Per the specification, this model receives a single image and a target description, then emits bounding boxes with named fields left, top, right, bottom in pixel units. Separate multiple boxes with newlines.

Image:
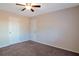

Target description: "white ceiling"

left=0, top=3, right=79, bottom=17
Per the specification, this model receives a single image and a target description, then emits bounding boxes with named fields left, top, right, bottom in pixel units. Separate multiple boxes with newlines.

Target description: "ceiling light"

left=26, top=6, right=31, bottom=10
left=16, top=3, right=41, bottom=12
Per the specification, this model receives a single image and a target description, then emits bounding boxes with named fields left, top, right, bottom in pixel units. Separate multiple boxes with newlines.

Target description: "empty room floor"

left=0, top=40, right=79, bottom=56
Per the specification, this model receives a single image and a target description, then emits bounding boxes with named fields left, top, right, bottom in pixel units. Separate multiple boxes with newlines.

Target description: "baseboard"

left=30, top=40, right=79, bottom=54
left=0, top=40, right=29, bottom=48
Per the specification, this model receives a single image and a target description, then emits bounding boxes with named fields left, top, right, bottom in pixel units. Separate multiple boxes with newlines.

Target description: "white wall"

left=30, top=18, right=37, bottom=40
left=31, top=6, right=79, bottom=53
left=0, top=10, right=30, bottom=47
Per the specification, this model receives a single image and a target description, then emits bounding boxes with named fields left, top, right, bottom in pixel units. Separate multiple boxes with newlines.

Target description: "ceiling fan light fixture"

left=16, top=3, right=41, bottom=12
left=26, top=6, right=32, bottom=10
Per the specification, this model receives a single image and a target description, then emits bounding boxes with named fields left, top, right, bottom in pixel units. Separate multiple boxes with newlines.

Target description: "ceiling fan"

left=16, top=3, right=41, bottom=12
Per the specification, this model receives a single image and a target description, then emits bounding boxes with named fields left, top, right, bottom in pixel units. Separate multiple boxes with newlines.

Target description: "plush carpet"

left=0, top=40, right=79, bottom=56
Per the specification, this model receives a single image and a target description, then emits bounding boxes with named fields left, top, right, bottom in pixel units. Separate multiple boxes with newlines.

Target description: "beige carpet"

left=0, top=40, right=79, bottom=56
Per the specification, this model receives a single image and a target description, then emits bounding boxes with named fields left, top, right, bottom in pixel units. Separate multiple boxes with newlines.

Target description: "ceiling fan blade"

left=16, top=3, right=25, bottom=6
left=21, top=8, right=26, bottom=11
left=32, top=5, right=41, bottom=7
left=31, top=9, right=34, bottom=12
